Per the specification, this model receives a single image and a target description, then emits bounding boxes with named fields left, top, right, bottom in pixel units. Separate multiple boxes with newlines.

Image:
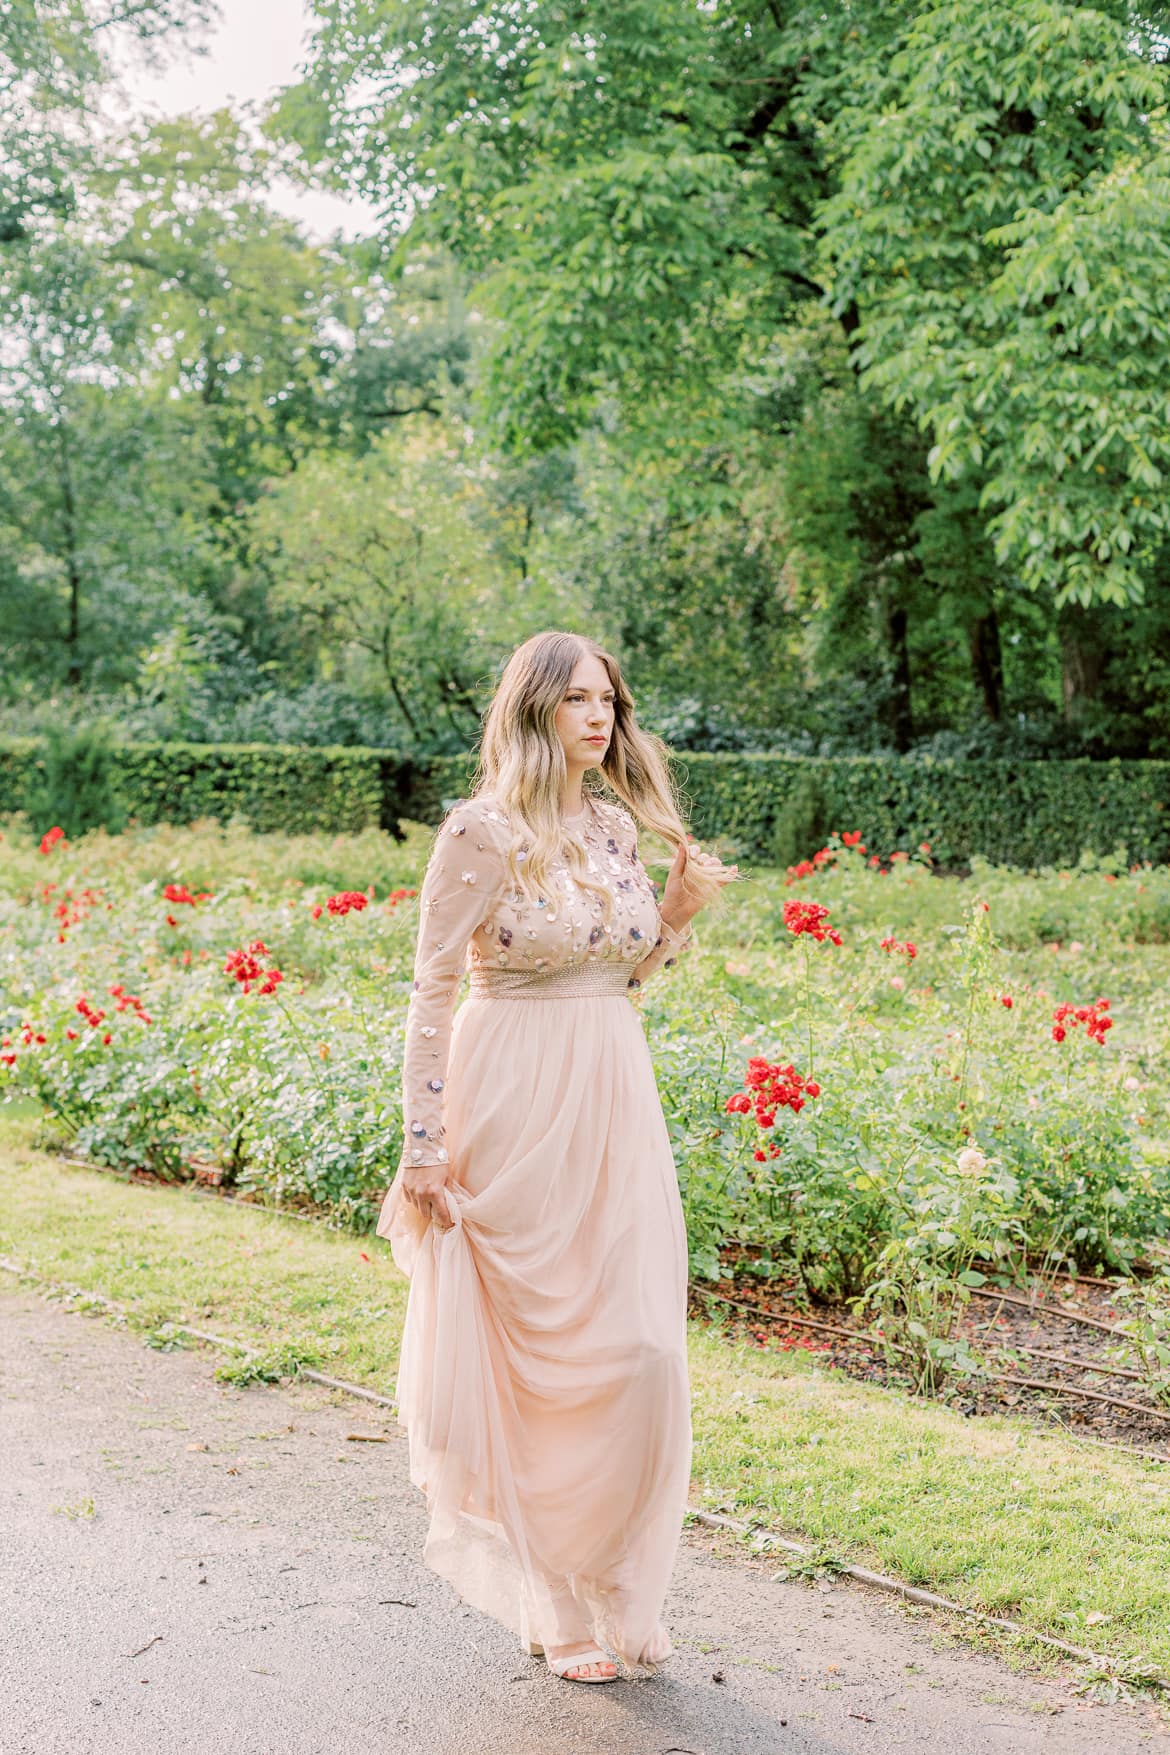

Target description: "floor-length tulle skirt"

left=376, top=985, right=692, bottom=1670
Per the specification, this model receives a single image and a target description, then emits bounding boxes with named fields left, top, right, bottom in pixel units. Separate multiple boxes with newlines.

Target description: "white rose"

left=956, top=1147, right=987, bottom=1177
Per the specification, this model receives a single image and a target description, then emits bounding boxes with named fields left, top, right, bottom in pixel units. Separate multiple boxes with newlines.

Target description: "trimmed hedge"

left=2, top=739, right=1168, bottom=868
left=421, top=750, right=1170, bottom=869
left=0, top=738, right=40, bottom=821
left=667, top=752, right=1170, bottom=870
left=0, top=739, right=408, bottom=837
left=411, top=752, right=485, bottom=822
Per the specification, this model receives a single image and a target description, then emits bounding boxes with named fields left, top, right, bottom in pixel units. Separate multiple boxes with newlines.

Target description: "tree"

left=1, top=0, right=216, bottom=246
left=99, top=111, right=350, bottom=506
left=0, top=227, right=221, bottom=687
left=817, top=0, right=1170, bottom=610
left=282, top=0, right=1170, bottom=616
left=0, top=121, right=317, bottom=687
left=246, top=423, right=573, bottom=749
left=0, top=111, right=382, bottom=692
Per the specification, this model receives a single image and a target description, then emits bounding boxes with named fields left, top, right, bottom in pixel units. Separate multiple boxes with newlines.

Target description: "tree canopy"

left=3, top=0, right=1170, bottom=758
left=284, top=0, right=1170, bottom=609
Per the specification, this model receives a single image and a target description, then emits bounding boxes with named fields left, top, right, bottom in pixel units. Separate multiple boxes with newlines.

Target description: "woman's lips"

left=585, top=736, right=607, bottom=744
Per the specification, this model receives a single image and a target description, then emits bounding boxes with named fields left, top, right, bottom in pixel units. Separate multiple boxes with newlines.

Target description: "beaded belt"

left=467, top=960, right=635, bottom=1000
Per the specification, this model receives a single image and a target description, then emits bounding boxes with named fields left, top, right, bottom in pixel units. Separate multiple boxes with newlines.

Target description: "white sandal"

left=528, top=1640, right=618, bottom=1683
left=548, top=1646, right=619, bottom=1683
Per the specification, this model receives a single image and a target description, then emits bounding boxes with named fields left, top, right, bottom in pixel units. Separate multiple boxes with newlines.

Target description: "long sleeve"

left=610, top=804, right=696, bottom=992
left=629, top=913, right=695, bottom=990
left=399, top=798, right=508, bottom=1169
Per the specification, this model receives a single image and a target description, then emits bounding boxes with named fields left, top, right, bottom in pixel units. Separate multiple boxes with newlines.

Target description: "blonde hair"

left=466, top=629, right=732, bottom=918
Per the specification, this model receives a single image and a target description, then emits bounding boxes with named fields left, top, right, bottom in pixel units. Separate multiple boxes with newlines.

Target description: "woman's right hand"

left=400, top=1159, right=456, bottom=1232
left=660, top=835, right=738, bottom=928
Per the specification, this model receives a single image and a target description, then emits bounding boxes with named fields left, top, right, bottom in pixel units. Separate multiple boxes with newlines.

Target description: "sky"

left=100, top=0, right=384, bottom=243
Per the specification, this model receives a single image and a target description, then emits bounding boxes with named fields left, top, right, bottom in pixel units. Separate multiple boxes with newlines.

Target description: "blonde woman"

left=376, top=629, right=738, bottom=1684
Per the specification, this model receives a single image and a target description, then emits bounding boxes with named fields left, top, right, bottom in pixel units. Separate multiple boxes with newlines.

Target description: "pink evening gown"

left=375, top=788, right=695, bottom=1669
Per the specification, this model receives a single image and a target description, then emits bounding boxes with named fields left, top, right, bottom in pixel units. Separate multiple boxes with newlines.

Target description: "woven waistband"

left=468, top=959, right=635, bottom=999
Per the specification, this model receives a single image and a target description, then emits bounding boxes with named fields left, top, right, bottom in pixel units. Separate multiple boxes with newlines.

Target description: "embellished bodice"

left=398, top=790, right=694, bottom=1169
left=451, top=794, right=662, bottom=975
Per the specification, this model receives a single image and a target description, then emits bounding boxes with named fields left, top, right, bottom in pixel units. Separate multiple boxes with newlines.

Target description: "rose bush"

left=2, top=814, right=1168, bottom=1286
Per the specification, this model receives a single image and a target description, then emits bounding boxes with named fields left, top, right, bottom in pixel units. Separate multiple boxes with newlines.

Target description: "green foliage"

left=1106, top=1270, right=1170, bottom=1407
left=0, top=109, right=381, bottom=695
left=673, top=751, right=1170, bottom=870
left=69, top=1034, right=201, bottom=1180
left=817, top=0, right=1170, bottom=607
left=1, top=739, right=401, bottom=836
left=0, top=738, right=40, bottom=818
left=6, top=1, right=1170, bottom=805
left=290, top=0, right=1170, bottom=613
left=650, top=1006, right=751, bottom=1280
left=21, top=723, right=127, bottom=839
left=765, top=768, right=828, bottom=873
left=2, top=818, right=1168, bottom=1346
left=8, top=3, right=1170, bottom=767
left=6, top=738, right=1170, bottom=864
left=212, top=1342, right=326, bottom=1387
left=404, top=752, right=484, bottom=824
left=246, top=424, right=564, bottom=753
left=705, top=894, right=1170, bottom=1319
left=0, top=0, right=216, bottom=246
left=0, top=228, right=218, bottom=689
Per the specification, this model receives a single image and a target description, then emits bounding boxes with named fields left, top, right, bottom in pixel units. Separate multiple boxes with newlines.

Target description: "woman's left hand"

left=660, top=836, right=738, bottom=929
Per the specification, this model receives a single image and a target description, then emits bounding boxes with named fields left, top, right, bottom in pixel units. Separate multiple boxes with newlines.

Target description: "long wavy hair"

left=466, top=629, right=733, bottom=919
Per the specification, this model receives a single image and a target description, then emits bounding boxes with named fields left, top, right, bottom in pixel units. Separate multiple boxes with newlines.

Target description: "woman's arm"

left=398, top=798, right=507, bottom=1169
left=627, top=912, right=695, bottom=992
left=609, top=804, right=697, bottom=991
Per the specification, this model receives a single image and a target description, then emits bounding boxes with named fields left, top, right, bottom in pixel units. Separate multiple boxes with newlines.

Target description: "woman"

left=376, top=629, right=738, bottom=1684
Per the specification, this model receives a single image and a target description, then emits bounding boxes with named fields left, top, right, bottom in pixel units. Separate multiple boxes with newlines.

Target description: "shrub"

left=21, top=723, right=128, bottom=840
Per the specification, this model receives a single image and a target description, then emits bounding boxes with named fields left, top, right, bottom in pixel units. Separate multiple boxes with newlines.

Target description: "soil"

left=691, top=1245, right=1170, bottom=1462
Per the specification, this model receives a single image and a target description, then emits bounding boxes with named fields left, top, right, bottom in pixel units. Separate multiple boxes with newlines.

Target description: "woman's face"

left=553, top=654, right=615, bottom=772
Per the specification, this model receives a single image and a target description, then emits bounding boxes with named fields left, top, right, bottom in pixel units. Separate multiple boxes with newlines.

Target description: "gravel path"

left=2, top=1283, right=1166, bottom=1755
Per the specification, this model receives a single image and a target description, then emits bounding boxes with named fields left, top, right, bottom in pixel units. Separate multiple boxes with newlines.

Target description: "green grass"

left=0, top=1112, right=409, bottom=1387
left=689, top=1330, right=1170, bottom=1664
left=3, top=1110, right=1169, bottom=1686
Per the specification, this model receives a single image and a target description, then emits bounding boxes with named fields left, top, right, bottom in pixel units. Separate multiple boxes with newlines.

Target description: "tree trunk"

left=519, top=500, right=533, bottom=583
left=886, top=597, right=913, bottom=752
left=56, top=423, right=82, bottom=686
left=1059, top=603, right=1106, bottom=724
left=968, top=608, right=1005, bottom=721
left=381, top=624, right=419, bottom=735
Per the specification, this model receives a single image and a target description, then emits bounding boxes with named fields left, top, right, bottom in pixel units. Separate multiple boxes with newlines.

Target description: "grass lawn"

left=3, top=1107, right=1168, bottom=1688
